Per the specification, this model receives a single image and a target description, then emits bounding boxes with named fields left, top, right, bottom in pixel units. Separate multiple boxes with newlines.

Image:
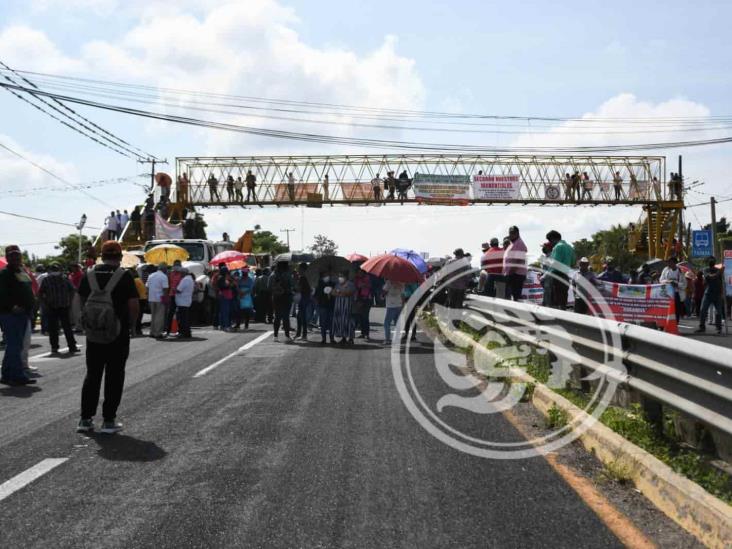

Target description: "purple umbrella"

left=390, top=248, right=429, bottom=274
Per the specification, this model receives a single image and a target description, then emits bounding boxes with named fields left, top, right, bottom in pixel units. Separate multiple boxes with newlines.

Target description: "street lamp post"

left=76, top=213, right=87, bottom=265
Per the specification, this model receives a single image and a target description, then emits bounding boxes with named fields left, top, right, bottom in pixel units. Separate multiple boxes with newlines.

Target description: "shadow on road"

left=0, top=385, right=42, bottom=398
left=158, top=336, right=209, bottom=343
left=88, top=433, right=167, bottom=462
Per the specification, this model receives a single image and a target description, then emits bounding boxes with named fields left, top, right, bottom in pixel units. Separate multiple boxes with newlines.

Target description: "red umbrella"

left=210, top=250, right=251, bottom=270
left=360, top=254, right=422, bottom=283
left=0, top=257, right=6, bottom=270
left=347, top=253, right=368, bottom=263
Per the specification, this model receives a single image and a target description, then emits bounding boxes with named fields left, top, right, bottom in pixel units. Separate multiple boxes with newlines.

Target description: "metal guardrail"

left=462, top=295, right=732, bottom=438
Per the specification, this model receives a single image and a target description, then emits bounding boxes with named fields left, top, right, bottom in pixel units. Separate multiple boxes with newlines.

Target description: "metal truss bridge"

left=172, top=154, right=677, bottom=207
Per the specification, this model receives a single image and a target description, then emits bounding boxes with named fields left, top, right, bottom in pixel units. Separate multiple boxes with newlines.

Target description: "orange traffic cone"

left=664, top=295, right=679, bottom=335
left=170, top=316, right=179, bottom=335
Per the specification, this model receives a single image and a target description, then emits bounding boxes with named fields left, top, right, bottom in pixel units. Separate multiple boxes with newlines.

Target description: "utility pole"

left=138, top=158, right=168, bottom=194
left=678, top=155, right=684, bottom=245
left=280, top=228, right=296, bottom=251
left=711, top=196, right=718, bottom=259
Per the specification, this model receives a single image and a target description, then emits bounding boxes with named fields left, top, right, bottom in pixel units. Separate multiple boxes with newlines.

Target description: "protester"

left=77, top=241, right=139, bottom=434
left=253, top=268, right=270, bottom=323
left=353, top=268, right=372, bottom=340
left=322, top=174, right=330, bottom=201
left=245, top=170, right=257, bottom=202
left=371, top=173, right=383, bottom=201
left=332, top=270, right=356, bottom=344
left=165, top=260, right=185, bottom=335
left=146, top=263, right=169, bottom=338
left=401, top=282, right=419, bottom=342
left=175, top=270, right=194, bottom=339
left=234, top=176, right=244, bottom=202
left=502, top=226, right=527, bottom=301
left=573, top=257, right=597, bottom=314
left=215, top=263, right=235, bottom=332
left=397, top=170, right=410, bottom=203
left=539, top=240, right=554, bottom=307
left=446, top=248, right=470, bottom=308
left=634, top=264, right=654, bottom=285
left=382, top=278, right=404, bottom=345
left=120, top=209, right=129, bottom=233
left=696, top=257, right=724, bottom=334
left=613, top=171, right=623, bottom=200
left=0, top=245, right=36, bottom=385
left=208, top=173, right=221, bottom=201
left=270, top=261, right=294, bottom=341
left=660, top=257, right=686, bottom=323
left=68, top=263, right=84, bottom=332
left=226, top=175, right=235, bottom=201
left=693, top=270, right=705, bottom=316
left=313, top=272, right=336, bottom=344
left=39, top=263, right=79, bottom=354
left=385, top=171, right=397, bottom=200
left=598, top=258, right=624, bottom=283
left=131, top=269, right=146, bottom=336
left=480, top=238, right=503, bottom=297
left=294, top=263, right=312, bottom=340
left=287, top=172, right=296, bottom=201
left=684, top=270, right=695, bottom=318
left=235, top=269, right=254, bottom=331
left=546, top=230, right=575, bottom=309
left=104, top=211, right=119, bottom=240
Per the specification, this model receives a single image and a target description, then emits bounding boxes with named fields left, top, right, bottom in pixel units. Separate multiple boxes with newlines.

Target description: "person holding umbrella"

left=215, top=263, right=235, bottom=332
left=332, top=270, right=356, bottom=345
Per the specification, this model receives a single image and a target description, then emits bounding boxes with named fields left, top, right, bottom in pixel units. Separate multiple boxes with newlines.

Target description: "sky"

left=1, top=0, right=731, bottom=261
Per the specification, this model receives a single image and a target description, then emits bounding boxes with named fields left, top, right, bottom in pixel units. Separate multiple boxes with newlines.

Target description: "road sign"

left=691, top=229, right=713, bottom=258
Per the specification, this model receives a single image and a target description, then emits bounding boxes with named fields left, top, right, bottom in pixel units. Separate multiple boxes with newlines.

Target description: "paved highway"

left=0, top=315, right=701, bottom=548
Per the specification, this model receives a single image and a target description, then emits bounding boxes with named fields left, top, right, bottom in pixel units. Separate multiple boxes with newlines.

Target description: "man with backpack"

left=76, top=241, right=139, bottom=434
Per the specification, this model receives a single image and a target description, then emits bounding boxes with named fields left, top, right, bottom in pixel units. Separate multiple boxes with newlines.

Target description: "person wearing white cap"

left=573, top=257, right=597, bottom=315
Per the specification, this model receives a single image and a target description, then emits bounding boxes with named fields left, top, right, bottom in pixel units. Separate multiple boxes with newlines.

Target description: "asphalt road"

left=0, top=314, right=699, bottom=548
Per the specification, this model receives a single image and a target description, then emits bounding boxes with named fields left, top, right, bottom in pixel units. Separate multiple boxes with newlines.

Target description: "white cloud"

left=0, top=26, right=85, bottom=73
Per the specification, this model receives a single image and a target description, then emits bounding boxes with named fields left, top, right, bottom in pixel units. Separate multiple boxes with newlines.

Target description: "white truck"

left=141, top=238, right=234, bottom=322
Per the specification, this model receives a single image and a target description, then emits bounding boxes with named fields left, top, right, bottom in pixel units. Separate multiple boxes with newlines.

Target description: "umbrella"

left=361, top=254, right=422, bottom=283
left=390, top=248, right=428, bottom=274
left=210, top=250, right=252, bottom=270
left=346, top=253, right=368, bottom=263
left=274, top=252, right=316, bottom=264
left=154, top=172, right=173, bottom=187
left=144, top=243, right=189, bottom=265
left=0, top=257, right=6, bottom=270
left=121, top=251, right=140, bottom=269
left=305, top=255, right=354, bottom=287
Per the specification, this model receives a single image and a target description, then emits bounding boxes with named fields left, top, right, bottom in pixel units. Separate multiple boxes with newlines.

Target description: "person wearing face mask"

left=314, top=271, right=336, bottom=344
left=332, top=270, right=356, bottom=344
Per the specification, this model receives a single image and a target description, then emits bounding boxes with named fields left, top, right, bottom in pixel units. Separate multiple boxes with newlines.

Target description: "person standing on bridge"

left=563, top=173, right=572, bottom=200
left=234, top=176, right=244, bottom=202
left=371, top=173, right=383, bottom=201
left=503, top=226, right=527, bottom=301
left=245, top=170, right=257, bottom=202
left=613, top=171, right=623, bottom=201
left=322, top=174, right=330, bottom=201
left=226, top=175, right=235, bottom=202
left=287, top=172, right=296, bottom=202
left=77, top=240, right=139, bottom=434
left=581, top=172, right=592, bottom=201
left=386, top=171, right=397, bottom=200
left=397, top=170, right=410, bottom=204
left=208, top=173, right=221, bottom=202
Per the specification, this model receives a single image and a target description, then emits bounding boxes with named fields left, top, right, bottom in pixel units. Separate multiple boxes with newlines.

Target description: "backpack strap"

left=104, top=268, right=126, bottom=294
left=87, top=269, right=101, bottom=292
left=88, top=267, right=125, bottom=294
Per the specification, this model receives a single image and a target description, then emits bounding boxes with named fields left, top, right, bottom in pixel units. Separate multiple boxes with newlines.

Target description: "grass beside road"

left=423, top=312, right=732, bottom=505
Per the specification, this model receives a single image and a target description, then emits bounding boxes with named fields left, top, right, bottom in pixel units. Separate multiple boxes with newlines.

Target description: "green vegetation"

left=546, top=403, right=568, bottom=429
left=572, top=223, right=641, bottom=273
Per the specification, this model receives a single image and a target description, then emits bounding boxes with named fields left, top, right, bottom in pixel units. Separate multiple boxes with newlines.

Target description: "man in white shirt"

left=105, top=212, right=119, bottom=241
left=174, top=270, right=194, bottom=338
left=145, top=263, right=169, bottom=338
left=119, top=210, right=130, bottom=234
left=382, top=279, right=404, bottom=344
left=660, top=256, right=686, bottom=323
left=371, top=173, right=383, bottom=201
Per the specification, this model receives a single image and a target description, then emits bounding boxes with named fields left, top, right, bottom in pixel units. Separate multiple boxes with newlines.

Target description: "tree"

left=703, top=216, right=731, bottom=237
left=572, top=224, right=642, bottom=274
left=54, top=233, right=93, bottom=265
left=309, top=234, right=338, bottom=257
left=252, top=230, right=288, bottom=254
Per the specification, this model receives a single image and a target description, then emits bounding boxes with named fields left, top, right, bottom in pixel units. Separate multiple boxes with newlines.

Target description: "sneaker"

left=0, top=377, right=36, bottom=386
left=76, top=419, right=94, bottom=433
left=68, top=347, right=81, bottom=353
left=100, top=420, right=123, bottom=434
left=273, top=334, right=279, bottom=341
left=383, top=340, right=392, bottom=346
left=694, top=327, right=706, bottom=333
left=50, top=349, right=60, bottom=355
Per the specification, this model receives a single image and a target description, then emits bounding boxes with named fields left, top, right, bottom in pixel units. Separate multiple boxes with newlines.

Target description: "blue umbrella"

left=390, top=248, right=428, bottom=274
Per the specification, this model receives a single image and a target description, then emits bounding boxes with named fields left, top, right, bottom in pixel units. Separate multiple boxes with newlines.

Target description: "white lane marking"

left=29, top=346, right=84, bottom=362
left=0, top=458, right=68, bottom=501
left=193, top=331, right=273, bottom=378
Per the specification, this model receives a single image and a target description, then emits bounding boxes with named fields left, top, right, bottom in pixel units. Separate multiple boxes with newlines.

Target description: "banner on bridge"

left=473, top=174, right=521, bottom=200
left=154, top=213, right=183, bottom=239
left=413, top=174, right=470, bottom=204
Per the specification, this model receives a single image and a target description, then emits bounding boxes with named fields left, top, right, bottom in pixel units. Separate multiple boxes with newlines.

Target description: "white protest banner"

left=155, top=213, right=183, bottom=239
left=413, top=174, right=471, bottom=204
left=473, top=174, right=520, bottom=200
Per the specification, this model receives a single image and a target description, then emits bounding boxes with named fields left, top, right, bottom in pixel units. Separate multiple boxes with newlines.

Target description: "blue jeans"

left=217, top=296, right=231, bottom=329
left=383, top=306, right=402, bottom=342
left=0, top=313, right=29, bottom=381
left=318, top=307, right=333, bottom=341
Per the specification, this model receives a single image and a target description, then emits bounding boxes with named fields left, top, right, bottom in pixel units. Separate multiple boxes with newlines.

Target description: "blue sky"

left=1, top=0, right=730, bottom=258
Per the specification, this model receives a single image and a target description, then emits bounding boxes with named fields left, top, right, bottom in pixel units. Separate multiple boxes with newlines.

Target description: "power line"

left=0, top=174, right=146, bottom=197
left=0, top=140, right=114, bottom=207
left=0, top=209, right=101, bottom=230
left=2, top=81, right=732, bottom=154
